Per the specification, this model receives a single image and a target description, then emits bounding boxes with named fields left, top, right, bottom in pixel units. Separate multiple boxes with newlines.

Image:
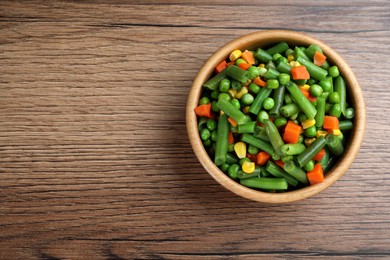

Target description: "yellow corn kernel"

left=243, top=78, right=252, bottom=87
left=287, top=54, right=295, bottom=62
left=258, top=63, right=265, bottom=68
left=242, top=161, right=255, bottom=174
left=305, top=138, right=316, bottom=146
left=235, top=86, right=248, bottom=99
left=220, top=110, right=225, bottom=116
left=316, top=130, right=328, bottom=138
left=234, top=142, right=247, bottom=159
left=329, top=129, right=342, bottom=136
left=290, top=61, right=301, bottom=67
left=229, top=50, right=242, bottom=62
left=302, top=119, right=316, bottom=129
left=243, top=106, right=251, bottom=114
left=300, top=84, right=311, bottom=91
left=228, top=89, right=237, bottom=99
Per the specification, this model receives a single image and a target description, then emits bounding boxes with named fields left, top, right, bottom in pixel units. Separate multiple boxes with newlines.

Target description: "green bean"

left=227, top=164, right=240, bottom=179
left=296, top=135, right=327, bottom=167
left=276, top=62, right=292, bottom=75
left=214, top=114, right=229, bottom=166
left=269, top=85, right=285, bottom=117
left=284, top=161, right=309, bottom=184
left=273, top=53, right=282, bottom=61
left=265, top=161, right=299, bottom=186
left=216, top=98, right=248, bottom=125
left=294, top=46, right=310, bottom=61
left=249, top=87, right=272, bottom=115
left=298, top=112, right=308, bottom=123
left=326, top=134, right=344, bottom=157
left=226, top=153, right=239, bottom=164
left=334, top=75, right=347, bottom=116
left=345, top=107, right=355, bottom=119
left=286, top=83, right=317, bottom=119
left=305, top=44, right=323, bottom=59
left=315, top=95, right=326, bottom=128
left=281, top=143, right=306, bottom=156
left=296, top=56, right=328, bottom=81
left=264, top=120, right=284, bottom=156
left=241, top=133, right=274, bottom=155
left=237, top=121, right=257, bottom=134
left=257, top=110, right=269, bottom=123
left=254, top=48, right=273, bottom=63
left=248, top=145, right=260, bottom=155
left=264, top=68, right=281, bottom=79
left=220, top=163, right=230, bottom=172
left=237, top=166, right=263, bottom=179
left=231, top=79, right=242, bottom=90
left=281, top=155, right=294, bottom=163
left=319, top=76, right=333, bottom=93
left=240, top=177, right=288, bottom=190
left=329, top=104, right=342, bottom=118
left=280, top=103, right=300, bottom=117
left=266, top=60, right=276, bottom=69
left=320, top=147, right=330, bottom=168
left=266, top=42, right=289, bottom=56
left=203, top=69, right=227, bottom=91
left=227, top=65, right=249, bottom=83
left=253, top=126, right=270, bottom=142
left=339, top=120, right=353, bottom=131
left=274, top=117, right=287, bottom=128
left=198, top=117, right=208, bottom=131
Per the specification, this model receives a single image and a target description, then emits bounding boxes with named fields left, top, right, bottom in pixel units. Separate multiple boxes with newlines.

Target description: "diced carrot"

left=313, top=148, right=326, bottom=161
left=256, top=151, right=271, bottom=166
left=257, top=122, right=264, bottom=127
left=274, top=160, right=285, bottom=169
left=299, top=87, right=310, bottom=98
left=291, top=66, right=310, bottom=80
left=253, top=77, right=267, bottom=87
left=238, top=62, right=252, bottom=70
left=241, top=50, right=255, bottom=65
left=247, top=153, right=257, bottom=163
left=313, top=51, right=327, bottom=66
left=228, top=117, right=238, bottom=127
left=308, top=95, right=317, bottom=103
left=307, top=163, right=325, bottom=185
left=214, top=60, right=228, bottom=74
left=323, top=116, right=339, bottom=130
left=194, top=103, right=212, bottom=118
left=283, top=120, right=302, bottom=144
left=228, top=131, right=235, bottom=144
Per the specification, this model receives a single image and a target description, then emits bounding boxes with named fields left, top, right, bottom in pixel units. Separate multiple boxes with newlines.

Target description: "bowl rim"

left=186, top=30, right=366, bottom=203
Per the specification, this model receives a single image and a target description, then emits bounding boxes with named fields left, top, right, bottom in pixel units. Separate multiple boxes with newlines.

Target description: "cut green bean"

left=226, top=153, right=239, bottom=165
left=266, top=161, right=299, bottom=186
left=284, top=161, right=309, bottom=184
left=339, top=120, right=353, bottom=131
left=237, top=121, right=257, bottom=134
left=296, top=56, right=328, bottom=81
left=345, top=107, right=354, bottom=119
left=286, top=82, right=317, bottom=119
left=264, top=68, right=281, bottom=79
left=276, top=62, right=292, bottom=75
left=334, top=75, right=347, bottom=116
left=216, top=99, right=248, bottom=125
left=319, top=76, right=333, bottom=93
left=305, top=44, right=323, bottom=59
left=296, top=135, right=327, bottom=167
left=315, top=94, right=326, bottom=128
left=254, top=48, right=273, bottom=63
left=214, top=114, right=229, bottom=166
left=281, top=143, right=306, bottom=155
left=280, top=103, right=300, bottom=117
left=274, top=117, right=287, bottom=128
left=294, top=46, right=310, bottom=61
left=326, top=134, right=344, bottom=157
left=249, top=87, right=272, bottom=115
left=227, top=65, right=249, bottom=83
left=240, top=177, right=288, bottom=190
left=253, top=126, right=270, bottom=142
left=269, top=85, right=285, bottom=117
left=320, top=147, right=330, bottom=168
left=241, top=133, right=274, bottom=155
left=237, top=166, right=263, bottom=179
left=266, top=42, right=289, bottom=56
left=203, top=69, right=227, bottom=91
left=264, top=120, right=284, bottom=156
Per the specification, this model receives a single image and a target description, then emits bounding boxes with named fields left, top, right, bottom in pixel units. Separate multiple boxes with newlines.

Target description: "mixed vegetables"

left=194, top=42, right=354, bottom=192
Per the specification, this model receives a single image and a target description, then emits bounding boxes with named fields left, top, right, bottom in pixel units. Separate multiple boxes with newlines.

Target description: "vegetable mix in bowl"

left=194, top=42, right=354, bottom=192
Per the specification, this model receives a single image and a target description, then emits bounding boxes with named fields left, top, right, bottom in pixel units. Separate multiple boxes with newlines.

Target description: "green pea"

left=211, top=130, right=218, bottom=142
left=329, top=92, right=340, bottom=104
left=203, top=139, right=212, bottom=147
left=220, top=163, right=230, bottom=172
left=258, top=67, right=267, bottom=77
left=298, top=135, right=304, bottom=143
left=219, top=79, right=230, bottom=93
left=277, top=56, right=288, bottom=64
left=304, top=126, right=317, bottom=138
left=294, top=79, right=307, bottom=86
left=307, top=78, right=316, bottom=85
left=329, top=104, right=342, bottom=118
left=228, top=144, right=235, bottom=152
left=231, top=80, right=242, bottom=90
left=303, top=160, right=315, bottom=171
left=328, top=66, right=340, bottom=78
left=279, top=73, right=290, bottom=85
left=285, top=48, right=294, bottom=56
left=274, top=117, right=287, bottom=128
left=282, top=155, right=293, bottom=163
left=319, top=80, right=332, bottom=93
left=263, top=97, right=275, bottom=110
left=257, top=110, right=269, bottom=123
left=290, top=112, right=299, bottom=121
left=200, top=128, right=211, bottom=140
left=248, top=145, right=260, bottom=155
left=325, top=103, right=331, bottom=113
left=284, top=93, right=293, bottom=104
left=218, top=92, right=231, bottom=102
left=211, top=100, right=220, bottom=113
left=206, top=119, right=217, bottom=131
left=249, top=83, right=260, bottom=94
left=310, top=84, right=323, bottom=97
left=272, top=153, right=280, bottom=161
left=273, top=53, right=282, bottom=61
left=235, top=58, right=247, bottom=66
left=247, top=66, right=260, bottom=79
left=228, top=164, right=240, bottom=179
left=345, top=107, right=355, bottom=119
left=241, top=93, right=255, bottom=105
left=199, top=96, right=210, bottom=105
left=210, top=90, right=220, bottom=100
left=298, top=112, right=308, bottom=123
left=230, top=98, right=241, bottom=110
left=266, top=79, right=279, bottom=89
left=239, top=157, right=251, bottom=166
left=266, top=60, right=276, bottom=69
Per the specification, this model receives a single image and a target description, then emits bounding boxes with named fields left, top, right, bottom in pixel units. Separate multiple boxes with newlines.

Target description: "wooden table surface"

left=1, top=1, right=389, bottom=259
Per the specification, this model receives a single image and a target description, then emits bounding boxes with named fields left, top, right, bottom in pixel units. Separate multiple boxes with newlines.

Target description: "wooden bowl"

left=186, top=30, right=365, bottom=203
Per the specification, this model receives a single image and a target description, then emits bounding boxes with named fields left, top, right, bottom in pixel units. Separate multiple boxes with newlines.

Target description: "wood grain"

left=0, top=1, right=389, bottom=259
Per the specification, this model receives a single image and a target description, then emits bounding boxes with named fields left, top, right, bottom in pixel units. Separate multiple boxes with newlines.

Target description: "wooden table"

left=1, top=1, right=389, bottom=259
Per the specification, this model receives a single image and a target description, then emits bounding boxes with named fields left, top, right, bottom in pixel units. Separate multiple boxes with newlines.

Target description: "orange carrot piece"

left=228, top=131, right=235, bottom=144
left=241, top=50, right=255, bottom=65
left=194, top=103, right=212, bottom=118
left=323, top=116, right=339, bottom=130
left=228, top=117, right=238, bottom=127
left=299, top=88, right=310, bottom=98
left=307, top=163, right=325, bottom=185
left=313, top=51, right=327, bottom=66
left=253, top=77, right=267, bottom=87
left=214, top=60, right=228, bottom=74
left=256, top=151, right=271, bottom=166
left=313, top=148, right=326, bottom=161
left=274, top=160, right=285, bottom=169
left=308, top=95, right=317, bottom=103
left=290, top=66, right=310, bottom=80
left=283, top=120, right=302, bottom=144
left=247, top=153, right=257, bottom=163
left=238, top=62, right=251, bottom=70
